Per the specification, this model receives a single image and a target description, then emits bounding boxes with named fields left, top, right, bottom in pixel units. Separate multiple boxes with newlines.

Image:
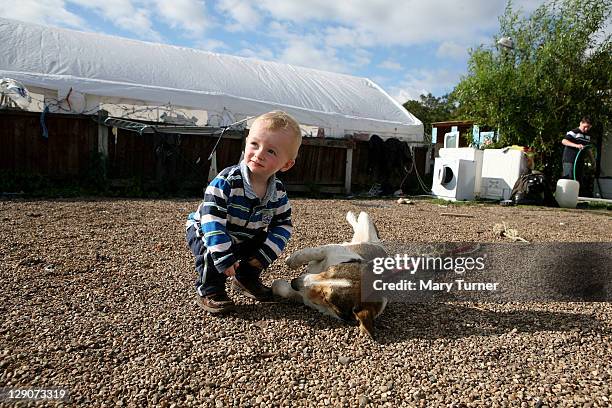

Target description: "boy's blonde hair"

left=252, top=111, right=302, bottom=159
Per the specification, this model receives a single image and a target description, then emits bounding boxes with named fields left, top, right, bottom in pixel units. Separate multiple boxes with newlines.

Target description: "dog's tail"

left=347, top=211, right=380, bottom=244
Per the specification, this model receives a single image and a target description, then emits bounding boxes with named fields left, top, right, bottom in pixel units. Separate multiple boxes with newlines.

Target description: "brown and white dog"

left=272, top=211, right=388, bottom=338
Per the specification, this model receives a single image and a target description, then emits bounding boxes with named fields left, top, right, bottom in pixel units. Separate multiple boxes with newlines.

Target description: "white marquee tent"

left=0, top=18, right=423, bottom=142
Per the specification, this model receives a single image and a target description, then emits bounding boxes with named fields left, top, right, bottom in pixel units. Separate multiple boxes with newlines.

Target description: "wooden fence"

left=0, top=110, right=98, bottom=179
left=0, top=110, right=428, bottom=195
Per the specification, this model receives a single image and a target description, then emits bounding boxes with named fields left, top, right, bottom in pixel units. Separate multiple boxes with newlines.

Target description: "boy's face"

left=244, top=120, right=296, bottom=180
left=579, top=121, right=591, bottom=133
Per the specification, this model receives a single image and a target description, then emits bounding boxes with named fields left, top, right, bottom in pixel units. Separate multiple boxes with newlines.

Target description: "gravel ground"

left=1, top=197, right=611, bottom=407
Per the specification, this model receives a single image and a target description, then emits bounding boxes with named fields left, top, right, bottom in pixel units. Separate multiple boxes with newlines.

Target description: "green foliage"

left=0, top=171, right=47, bottom=194
left=0, top=171, right=87, bottom=197
left=452, top=0, right=611, bottom=172
left=0, top=145, right=205, bottom=197
left=403, top=93, right=455, bottom=140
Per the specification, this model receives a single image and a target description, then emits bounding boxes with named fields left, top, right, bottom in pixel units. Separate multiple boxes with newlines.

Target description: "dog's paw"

left=272, top=279, right=303, bottom=302
left=346, top=211, right=357, bottom=228
left=272, top=279, right=290, bottom=296
left=285, top=254, right=300, bottom=269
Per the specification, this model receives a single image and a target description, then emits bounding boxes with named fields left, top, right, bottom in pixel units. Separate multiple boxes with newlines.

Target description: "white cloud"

left=257, top=21, right=352, bottom=72
left=257, top=0, right=339, bottom=22
left=68, top=0, right=162, bottom=41
left=436, top=41, right=468, bottom=60
left=254, top=0, right=549, bottom=48
left=393, top=88, right=423, bottom=105
left=216, top=0, right=261, bottom=31
left=323, top=26, right=375, bottom=48
left=266, top=20, right=298, bottom=41
left=195, top=38, right=228, bottom=52
left=389, top=69, right=461, bottom=103
left=153, top=0, right=209, bottom=37
left=378, top=60, right=403, bottom=70
left=246, top=0, right=553, bottom=84
left=0, top=0, right=84, bottom=28
left=236, top=46, right=275, bottom=62
left=256, top=0, right=503, bottom=46
left=349, top=48, right=372, bottom=68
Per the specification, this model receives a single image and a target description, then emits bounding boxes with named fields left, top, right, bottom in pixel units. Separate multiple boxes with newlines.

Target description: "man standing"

left=561, top=116, right=592, bottom=179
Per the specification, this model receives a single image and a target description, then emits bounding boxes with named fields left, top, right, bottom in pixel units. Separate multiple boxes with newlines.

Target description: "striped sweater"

left=562, top=127, right=591, bottom=163
left=186, top=161, right=292, bottom=273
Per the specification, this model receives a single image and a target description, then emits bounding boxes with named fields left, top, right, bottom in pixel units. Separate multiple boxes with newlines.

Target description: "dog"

left=272, top=211, right=388, bottom=338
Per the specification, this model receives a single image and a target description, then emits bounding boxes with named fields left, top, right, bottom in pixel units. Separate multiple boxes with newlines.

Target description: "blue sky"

left=2, top=0, right=546, bottom=103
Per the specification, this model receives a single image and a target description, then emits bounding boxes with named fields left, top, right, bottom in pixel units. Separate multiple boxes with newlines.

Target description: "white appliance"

left=444, top=131, right=460, bottom=148
left=432, top=158, right=477, bottom=201
left=438, top=148, right=484, bottom=197
left=480, top=149, right=528, bottom=200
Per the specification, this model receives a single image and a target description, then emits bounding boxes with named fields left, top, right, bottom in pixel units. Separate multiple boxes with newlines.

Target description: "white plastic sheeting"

left=0, top=17, right=423, bottom=141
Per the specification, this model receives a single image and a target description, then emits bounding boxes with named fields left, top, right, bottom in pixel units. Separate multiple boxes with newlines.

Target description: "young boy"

left=186, top=111, right=302, bottom=313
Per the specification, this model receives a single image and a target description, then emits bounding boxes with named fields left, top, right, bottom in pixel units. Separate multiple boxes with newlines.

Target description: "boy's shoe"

left=231, top=277, right=274, bottom=302
left=196, top=292, right=235, bottom=313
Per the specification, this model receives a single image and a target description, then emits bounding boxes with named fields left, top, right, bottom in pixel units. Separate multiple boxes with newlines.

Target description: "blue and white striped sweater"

left=186, top=162, right=292, bottom=273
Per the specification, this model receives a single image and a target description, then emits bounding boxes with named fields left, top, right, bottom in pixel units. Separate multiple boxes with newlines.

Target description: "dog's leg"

left=286, top=247, right=327, bottom=269
left=350, top=212, right=380, bottom=244
left=286, top=245, right=361, bottom=269
left=346, top=211, right=358, bottom=231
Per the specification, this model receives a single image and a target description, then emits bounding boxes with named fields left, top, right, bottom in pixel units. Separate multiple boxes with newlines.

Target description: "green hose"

left=572, top=144, right=607, bottom=199
left=572, top=144, right=595, bottom=181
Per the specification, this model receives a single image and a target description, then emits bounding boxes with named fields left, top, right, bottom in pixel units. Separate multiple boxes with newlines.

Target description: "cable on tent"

left=207, top=116, right=252, bottom=161
left=408, top=146, right=433, bottom=194
left=65, top=87, right=73, bottom=111
left=398, top=153, right=416, bottom=190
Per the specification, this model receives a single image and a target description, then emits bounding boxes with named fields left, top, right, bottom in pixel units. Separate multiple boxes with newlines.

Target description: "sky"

left=1, top=0, right=548, bottom=104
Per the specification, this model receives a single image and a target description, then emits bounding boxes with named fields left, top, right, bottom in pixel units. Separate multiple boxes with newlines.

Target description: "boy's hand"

left=223, top=262, right=240, bottom=277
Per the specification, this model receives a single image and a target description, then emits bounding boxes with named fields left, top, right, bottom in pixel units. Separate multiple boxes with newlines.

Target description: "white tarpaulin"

left=0, top=17, right=423, bottom=141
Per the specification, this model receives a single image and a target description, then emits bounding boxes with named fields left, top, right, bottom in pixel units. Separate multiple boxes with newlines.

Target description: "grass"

left=585, top=201, right=612, bottom=211
left=420, top=197, right=489, bottom=206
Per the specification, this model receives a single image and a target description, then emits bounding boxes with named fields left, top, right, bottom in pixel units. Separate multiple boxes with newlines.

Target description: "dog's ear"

left=353, top=307, right=375, bottom=338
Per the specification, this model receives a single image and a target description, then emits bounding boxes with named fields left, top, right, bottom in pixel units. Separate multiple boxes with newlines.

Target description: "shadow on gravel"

left=213, top=301, right=607, bottom=345
left=372, top=303, right=607, bottom=345
left=225, top=301, right=347, bottom=321
left=221, top=301, right=361, bottom=333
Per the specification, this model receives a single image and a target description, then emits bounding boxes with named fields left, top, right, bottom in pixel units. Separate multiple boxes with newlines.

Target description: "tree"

left=403, top=93, right=455, bottom=141
left=451, top=0, right=611, bottom=175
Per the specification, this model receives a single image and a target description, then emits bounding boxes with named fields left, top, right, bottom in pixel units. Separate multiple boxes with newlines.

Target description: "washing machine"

left=439, top=148, right=484, bottom=196
left=432, top=158, right=477, bottom=201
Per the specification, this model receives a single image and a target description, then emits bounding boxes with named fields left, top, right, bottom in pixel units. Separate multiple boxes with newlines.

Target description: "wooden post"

left=345, top=147, right=353, bottom=194
left=97, top=110, right=109, bottom=157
